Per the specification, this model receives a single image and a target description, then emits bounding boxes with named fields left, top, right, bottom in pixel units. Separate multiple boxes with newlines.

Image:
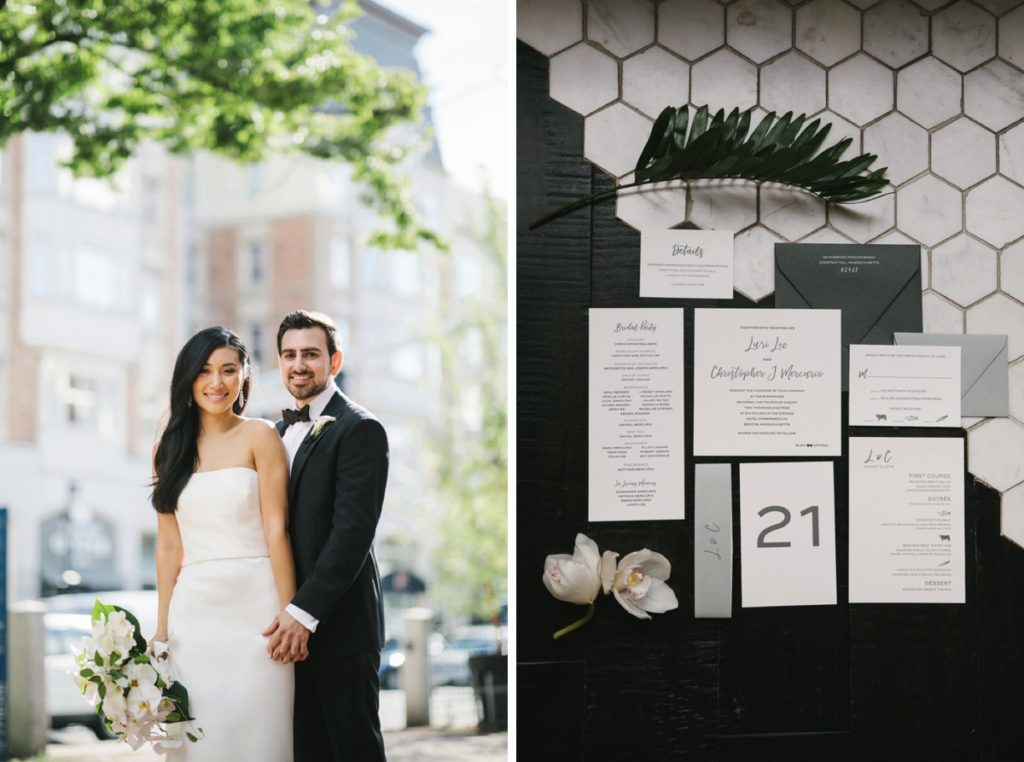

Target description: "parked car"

left=45, top=612, right=110, bottom=738
left=378, top=632, right=448, bottom=689
left=431, top=625, right=501, bottom=687
left=43, top=589, right=158, bottom=637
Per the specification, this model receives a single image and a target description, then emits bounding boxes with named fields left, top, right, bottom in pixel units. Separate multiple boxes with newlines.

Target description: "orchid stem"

left=553, top=603, right=596, bottom=640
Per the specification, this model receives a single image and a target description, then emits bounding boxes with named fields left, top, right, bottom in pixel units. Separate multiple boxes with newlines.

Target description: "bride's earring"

left=237, top=390, right=245, bottom=408
left=187, top=393, right=193, bottom=408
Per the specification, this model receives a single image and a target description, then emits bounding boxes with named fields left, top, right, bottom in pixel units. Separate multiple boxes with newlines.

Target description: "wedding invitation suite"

left=693, top=308, right=841, bottom=456
left=639, top=230, right=734, bottom=299
left=588, top=308, right=686, bottom=522
left=740, top=461, right=837, bottom=608
left=848, top=344, right=960, bottom=427
left=775, top=243, right=922, bottom=390
left=849, top=437, right=965, bottom=603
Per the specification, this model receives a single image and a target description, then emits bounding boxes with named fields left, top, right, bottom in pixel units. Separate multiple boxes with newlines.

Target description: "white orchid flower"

left=605, top=548, right=679, bottom=620
left=127, top=681, right=165, bottom=721
left=542, top=533, right=603, bottom=605
left=101, top=684, right=129, bottom=725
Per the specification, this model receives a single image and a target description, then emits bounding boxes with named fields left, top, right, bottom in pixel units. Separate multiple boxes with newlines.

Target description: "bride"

left=150, top=326, right=297, bottom=760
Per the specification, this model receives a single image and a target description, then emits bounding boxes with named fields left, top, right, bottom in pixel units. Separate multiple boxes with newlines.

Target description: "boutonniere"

left=310, top=415, right=336, bottom=440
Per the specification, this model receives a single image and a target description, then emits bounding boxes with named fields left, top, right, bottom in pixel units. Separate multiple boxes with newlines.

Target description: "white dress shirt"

left=281, top=383, right=338, bottom=633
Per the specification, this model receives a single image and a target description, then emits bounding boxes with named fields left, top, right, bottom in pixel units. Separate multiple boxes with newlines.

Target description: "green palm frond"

left=529, top=105, right=889, bottom=230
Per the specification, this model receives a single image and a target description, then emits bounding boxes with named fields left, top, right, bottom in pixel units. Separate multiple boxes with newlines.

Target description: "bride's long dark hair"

left=151, top=327, right=252, bottom=514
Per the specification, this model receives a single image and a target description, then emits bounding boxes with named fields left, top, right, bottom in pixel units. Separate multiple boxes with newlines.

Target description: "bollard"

left=9, top=601, right=47, bottom=759
left=400, top=608, right=434, bottom=727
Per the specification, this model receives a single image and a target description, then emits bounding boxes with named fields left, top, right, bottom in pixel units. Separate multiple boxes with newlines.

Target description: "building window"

left=63, top=375, right=98, bottom=427
left=251, top=325, right=264, bottom=366
left=75, top=249, right=116, bottom=308
left=361, top=247, right=386, bottom=290
left=28, top=133, right=55, bottom=193
left=247, top=163, right=263, bottom=197
left=330, top=234, right=351, bottom=290
left=391, top=251, right=420, bottom=297
left=249, top=242, right=265, bottom=284
left=30, top=239, right=52, bottom=296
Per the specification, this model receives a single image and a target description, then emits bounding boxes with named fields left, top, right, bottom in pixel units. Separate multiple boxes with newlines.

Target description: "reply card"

left=740, top=461, right=837, bottom=608
left=588, top=308, right=686, bottom=522
left=640, top=230, right=734, bottom=299
left=849, top=437, right=965, bottom=603
left=693, top=308, right=841, bottom=456
left=849, top=345, right=960, bottom=427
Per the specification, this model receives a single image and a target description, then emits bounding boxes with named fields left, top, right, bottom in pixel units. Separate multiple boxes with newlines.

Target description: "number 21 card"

left=740, top=461, right=837, bottom=608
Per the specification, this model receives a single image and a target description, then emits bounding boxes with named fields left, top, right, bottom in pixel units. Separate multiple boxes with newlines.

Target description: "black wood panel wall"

left=516, top=40, right=1024, bottom=762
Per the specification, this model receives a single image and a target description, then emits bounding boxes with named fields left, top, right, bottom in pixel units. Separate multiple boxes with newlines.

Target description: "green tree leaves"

left=0, top=0, right=440, bottom=249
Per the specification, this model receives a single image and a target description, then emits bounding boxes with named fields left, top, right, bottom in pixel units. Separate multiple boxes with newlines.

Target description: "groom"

left=265, top=309, right=389, bottom=762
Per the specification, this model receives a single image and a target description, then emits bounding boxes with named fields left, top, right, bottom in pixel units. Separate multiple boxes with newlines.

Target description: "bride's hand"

left=148, top=634, right=169, bottom=656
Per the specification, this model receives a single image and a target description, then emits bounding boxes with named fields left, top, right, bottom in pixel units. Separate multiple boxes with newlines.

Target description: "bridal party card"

left=693, top=308, right=841, bottom=456
left=848, top=344, right=960, bottom=427
left=849, top=437, right=965, bottom=603
left=740, top=461, right=837, bottom=608
left=639, top=230, right=734, bottom=299
left=588, top=308, right=686, bottom=522
left=774, top=243, right=922, bottom=390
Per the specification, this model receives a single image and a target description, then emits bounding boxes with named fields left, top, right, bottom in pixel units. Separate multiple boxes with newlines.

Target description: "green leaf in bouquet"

left=95, top=653, right=105, bottom=667
left=92, top=598, right=115, bottom=624
left=98, top=681, right=107, bottom=699
left=187, top=733, right=199, bottom=743
left=529, top=104, right=890, bottom=229
left=79, top=667, right=94, bottom=678
left=165, top=680, right=197, bottom=720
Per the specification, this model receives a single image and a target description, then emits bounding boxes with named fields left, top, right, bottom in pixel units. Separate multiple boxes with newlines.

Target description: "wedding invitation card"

left=849, top=437, right=965, bottom=603
left=693, top=308, right=841, bottom=456
left=639, top=230, right=734, bottom=299
left=740, top=461, right=837, bottom=608
left=588, top=308, right=686, bottom=522
left=775, top=243, right=922, bottom=390
left=848, top=344, right=960, bottom=427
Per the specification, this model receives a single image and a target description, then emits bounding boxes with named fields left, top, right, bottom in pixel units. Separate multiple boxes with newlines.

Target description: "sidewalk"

left=34, top=725, right=507, bottom=761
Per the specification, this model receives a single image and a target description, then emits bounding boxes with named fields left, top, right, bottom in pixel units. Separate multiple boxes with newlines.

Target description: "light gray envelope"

left=893, top=333, right=1009, bottom=418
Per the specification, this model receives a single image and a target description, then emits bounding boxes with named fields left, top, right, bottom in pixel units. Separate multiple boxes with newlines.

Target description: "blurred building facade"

left=0, top=1, right=502, bottom=620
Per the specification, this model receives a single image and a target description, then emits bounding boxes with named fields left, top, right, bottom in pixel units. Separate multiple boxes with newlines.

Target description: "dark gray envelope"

left=894, top=332, right=1009, bottom=418
left=775, top=243, right=922, bottom=390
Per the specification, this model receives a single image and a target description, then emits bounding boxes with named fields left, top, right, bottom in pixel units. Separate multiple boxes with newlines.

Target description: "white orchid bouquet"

left=543, top=533, right=679, bottom=638
left=72, top=600, right=202, bottom=751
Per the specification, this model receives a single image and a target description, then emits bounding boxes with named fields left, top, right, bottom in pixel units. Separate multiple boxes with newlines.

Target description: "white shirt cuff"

left=286, top=603, right=319, bottom=633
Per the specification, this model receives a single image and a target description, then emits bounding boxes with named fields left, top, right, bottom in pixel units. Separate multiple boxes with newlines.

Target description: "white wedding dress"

left=166, top=467, right=294, bottom=761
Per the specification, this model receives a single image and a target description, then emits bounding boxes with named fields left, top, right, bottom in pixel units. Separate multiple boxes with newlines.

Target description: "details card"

left=849, top=437, right=965, bottom=604
left=588, top=308, right=686, bottom=522
left=740, top=461, right=837, bottom=608
left=693, top=308, right=841, bottom=456
left=849, top=344, right=961, bottom=427
left=640, top=230, right=734, bottom=299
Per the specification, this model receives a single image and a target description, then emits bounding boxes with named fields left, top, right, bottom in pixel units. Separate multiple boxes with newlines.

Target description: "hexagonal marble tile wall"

left=622, top=47, right=690, bottom=118
left=932, top=2, right=997, bottom=73
left=796, top=0, right=861, bottom=66
left=587, top=0, right=654, bottom=58
left=517, top=0, right=1024, bottom=538
left=726, top=0, right=793, bottom=64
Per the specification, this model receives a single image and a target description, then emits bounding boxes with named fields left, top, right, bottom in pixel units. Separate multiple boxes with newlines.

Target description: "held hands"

left=263, top=610, right=310, bottom=664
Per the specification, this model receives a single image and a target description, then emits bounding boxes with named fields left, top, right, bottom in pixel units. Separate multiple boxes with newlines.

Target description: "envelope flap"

left=776, top=244, right=921, bottom=343
left=894, top=332, right=1007, bottom=397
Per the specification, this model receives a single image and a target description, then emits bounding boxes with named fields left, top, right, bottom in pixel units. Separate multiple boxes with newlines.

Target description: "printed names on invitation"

left=693, top=308, right=841, bottom=456
left=588, top=308, right=686, bottom=522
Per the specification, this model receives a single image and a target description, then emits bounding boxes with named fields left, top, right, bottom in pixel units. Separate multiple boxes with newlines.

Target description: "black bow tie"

left=282, top=406, right=311, bottom=427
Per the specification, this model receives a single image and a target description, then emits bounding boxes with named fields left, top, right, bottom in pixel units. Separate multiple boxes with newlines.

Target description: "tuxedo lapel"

left=288, top=391, right=348, bottom=508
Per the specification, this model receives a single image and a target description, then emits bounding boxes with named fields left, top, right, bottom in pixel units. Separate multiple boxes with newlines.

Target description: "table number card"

left=740, top=461, right=837, bottom=608
left=588, top=308, right=686, bottom=522
left=640, top=230, right=734, bottom=299
left=849, top=437, right=965, bottom=603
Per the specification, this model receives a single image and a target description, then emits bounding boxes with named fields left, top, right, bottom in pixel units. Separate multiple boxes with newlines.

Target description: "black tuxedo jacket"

left=276, top=389, right=388, bottom=658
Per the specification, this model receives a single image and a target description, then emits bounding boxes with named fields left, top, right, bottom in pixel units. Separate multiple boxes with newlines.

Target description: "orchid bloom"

left=542, top=533, right=603, bottom=605
left=603, top=548, right=679, bottom=620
